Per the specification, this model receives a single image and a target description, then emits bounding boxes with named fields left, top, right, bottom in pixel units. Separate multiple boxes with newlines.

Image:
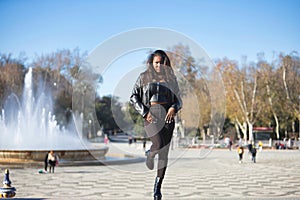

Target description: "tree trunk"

left=266, top=83, right=280, bottom=139
left=248, top=121, right=253, bottom=142
left=274, top=113, right=280, bottom=139
left=234, top=121, right=241, bottom=139
left=282, top=65, right=290, bottom=100
left=236, top=118, right=247, bottom=141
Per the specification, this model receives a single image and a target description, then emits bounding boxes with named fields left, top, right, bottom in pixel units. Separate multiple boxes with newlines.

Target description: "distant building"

left=253, top=127, right=274, bottom=141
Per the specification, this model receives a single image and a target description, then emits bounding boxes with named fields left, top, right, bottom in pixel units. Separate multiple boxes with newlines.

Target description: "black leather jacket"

left=130, top=72, right=182, bottom=117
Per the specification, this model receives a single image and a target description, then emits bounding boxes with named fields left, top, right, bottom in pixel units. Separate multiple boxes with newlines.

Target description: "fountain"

left=0, top=68, right=108, bottom=165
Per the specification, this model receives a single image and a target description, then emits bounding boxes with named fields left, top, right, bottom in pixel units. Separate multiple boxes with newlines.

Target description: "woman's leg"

left=240, top=153, right=244, bottom=163
left=145, top=124, right=162, bottom=170
left=144, top=104, right=167, bottom=158
left=44, top=161, right=48, bottom=171
left=145, top=104, right=175, bottom=200
left=157, top=122, right=174, bottom=178
left=48, top=162, right=51, bottom=172
left=148, top=129, right=162, bottom=156
left=152, top=122, right=174, bottom=200
left=49, top=161, right=55, bottom=173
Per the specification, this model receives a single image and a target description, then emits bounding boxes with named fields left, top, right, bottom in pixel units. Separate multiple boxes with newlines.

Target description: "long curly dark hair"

left=143, top=50, right=176, bottom=84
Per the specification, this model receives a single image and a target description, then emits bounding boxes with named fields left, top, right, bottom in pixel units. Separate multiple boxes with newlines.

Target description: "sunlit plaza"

left=1, top=142, right=299, bottom=200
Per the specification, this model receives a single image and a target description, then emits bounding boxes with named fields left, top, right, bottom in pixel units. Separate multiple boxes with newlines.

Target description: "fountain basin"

left=0, top=147, right=109, bottom=164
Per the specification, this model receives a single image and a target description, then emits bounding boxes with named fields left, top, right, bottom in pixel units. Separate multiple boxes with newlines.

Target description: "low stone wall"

left=0, top=147, right=109, bottom=163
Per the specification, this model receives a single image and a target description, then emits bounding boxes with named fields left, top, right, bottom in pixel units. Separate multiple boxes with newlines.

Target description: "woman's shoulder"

left=139, top=70, right=148, bottom=77
left=136, top=70, right=149, bottom=84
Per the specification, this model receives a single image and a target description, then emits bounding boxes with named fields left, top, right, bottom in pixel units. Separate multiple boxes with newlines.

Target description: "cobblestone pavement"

left=1, top=143, right=300, bottom=200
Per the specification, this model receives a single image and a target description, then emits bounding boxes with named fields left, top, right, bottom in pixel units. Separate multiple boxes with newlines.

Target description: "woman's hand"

left=145, top=112, right=153, bottom=123
left=165, top=107, right=176, bottom=123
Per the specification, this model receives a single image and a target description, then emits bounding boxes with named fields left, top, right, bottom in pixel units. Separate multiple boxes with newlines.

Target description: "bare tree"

left=0, top=53, right=25, bottom=106
left=168, top=44, right=213, bottom=137
left=257, top=60, right=279, bottom=139
left=279, top=53, right=300, bottom=138
left=217, top=58, right=258, bottom=142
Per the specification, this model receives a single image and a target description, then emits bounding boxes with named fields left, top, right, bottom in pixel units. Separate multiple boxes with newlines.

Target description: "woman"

left=130, top=50, right=182, bottom=200
left=47, top=150, right=58, bottom=173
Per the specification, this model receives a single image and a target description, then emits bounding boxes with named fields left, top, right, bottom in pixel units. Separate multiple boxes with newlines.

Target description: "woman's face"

left=152, top=55, right=162, bottom=73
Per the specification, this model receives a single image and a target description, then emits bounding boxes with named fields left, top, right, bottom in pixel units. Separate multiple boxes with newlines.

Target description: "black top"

left=130, top=71, right=182, bottom=117
left=149, top=82, right=172, bottom=103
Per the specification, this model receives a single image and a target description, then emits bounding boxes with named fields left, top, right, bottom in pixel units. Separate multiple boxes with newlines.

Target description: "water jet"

left=0, top=68, right=108, bottom=165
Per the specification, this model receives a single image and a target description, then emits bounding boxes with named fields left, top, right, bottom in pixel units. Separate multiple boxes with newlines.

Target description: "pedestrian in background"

left=104, top=134, right=109, bottom=145
left=258, top=141, right=263, bottom=152
left=228, top=139, right=233, bottom=151
left=251, top=145, right=257, bottom=163
left=237, top=146, right=244, bottom=164
left=142, top=136, right=147, bottom=151
left=44, top=151, right=49, bottom=172
left=47, top=150, right=59, bottom=173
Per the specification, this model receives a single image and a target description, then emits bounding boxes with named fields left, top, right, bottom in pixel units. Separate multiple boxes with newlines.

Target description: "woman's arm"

left=130, top=75, right=149, bottom=118
left=171, top=78, right=182, bottom=113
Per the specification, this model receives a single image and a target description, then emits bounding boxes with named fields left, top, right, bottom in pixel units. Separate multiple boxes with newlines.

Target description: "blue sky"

left=1, top=0, right=300, bottom=100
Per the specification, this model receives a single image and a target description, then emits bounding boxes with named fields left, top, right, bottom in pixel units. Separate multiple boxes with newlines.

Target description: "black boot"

left=145, top=150, right=154, bottom=170
left=153, top=177, right=163, bottom=200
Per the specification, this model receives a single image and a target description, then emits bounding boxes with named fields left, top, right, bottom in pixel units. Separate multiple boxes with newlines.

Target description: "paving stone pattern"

left=1, top=144, right=300, bottom=200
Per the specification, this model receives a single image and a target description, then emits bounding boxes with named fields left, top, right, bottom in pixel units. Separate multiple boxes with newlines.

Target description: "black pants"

left=144, top=104, right=174, bottom=178
left=48, top=160, right=56, bottom=173
left=239, top=153, right=243, bottom=161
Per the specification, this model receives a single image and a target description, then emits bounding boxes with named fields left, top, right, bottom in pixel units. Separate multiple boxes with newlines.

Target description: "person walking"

left=247, top=142, right=253, bottom=157
left=251, top=145, right=257, bottom=163
left=228, top=139, right=233, bottom=151
left=44, top=151, right=49, bottom=172
left=130, top=50, right=182, bottom=200
left=258, top=140, right=263, bottom=152
left=104, top=134, right=109, bottom=145
left=237, top=145, right=244, bottom=164
left=142, top=136, right=147, bottom=151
